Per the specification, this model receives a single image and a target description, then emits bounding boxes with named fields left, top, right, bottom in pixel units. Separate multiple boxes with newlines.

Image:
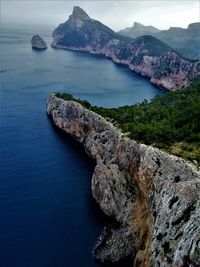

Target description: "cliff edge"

left=46, top=94, right=200, bottom=267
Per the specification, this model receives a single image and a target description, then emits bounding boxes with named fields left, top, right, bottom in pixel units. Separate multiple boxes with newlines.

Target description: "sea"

left=0, top=27, right=162, bottom=267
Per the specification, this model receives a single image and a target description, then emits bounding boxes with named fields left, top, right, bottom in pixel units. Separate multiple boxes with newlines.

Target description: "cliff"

left=46, top=94, right=200, bottom=267
left=52, top=6, right=200, bottom=91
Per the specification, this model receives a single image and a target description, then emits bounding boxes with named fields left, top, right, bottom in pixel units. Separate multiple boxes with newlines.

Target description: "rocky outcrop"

left=46, top=94, right=200, bottom=267
left=31, top=35, right=47, bottom=50
left=52, top=6, right=200, bottom=90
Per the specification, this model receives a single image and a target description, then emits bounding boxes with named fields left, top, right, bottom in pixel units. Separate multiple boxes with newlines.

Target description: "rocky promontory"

left=52, top=6, right=200, bottom=91
left=31, top=35, right=47, bottom=50
left=46, top=94, right=200, bottom=267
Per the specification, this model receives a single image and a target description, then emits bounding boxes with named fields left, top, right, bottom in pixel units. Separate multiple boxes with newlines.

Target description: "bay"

left=0, top=27, right=162, bottom=267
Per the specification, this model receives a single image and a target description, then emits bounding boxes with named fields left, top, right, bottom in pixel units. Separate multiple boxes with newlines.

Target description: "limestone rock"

left=31, top=35, right=47, bottom=50
left=93, top=224, right=135, bottom=263
left=46, top=95, right=200, bottom=266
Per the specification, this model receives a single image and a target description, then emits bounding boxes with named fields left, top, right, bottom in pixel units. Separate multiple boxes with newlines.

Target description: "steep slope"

left=156, top=23, right=200, bottom=60
left=119, top=22, right=200, bottom=60
left=46, top=94, right=200, bottom=267
left=52, top=7, right=200, bottom=90
left=52, top=6, right=123, bottom=46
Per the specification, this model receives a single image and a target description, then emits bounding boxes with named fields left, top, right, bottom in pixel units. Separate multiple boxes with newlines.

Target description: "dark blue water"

left=0, top=27, right=162, bottom=267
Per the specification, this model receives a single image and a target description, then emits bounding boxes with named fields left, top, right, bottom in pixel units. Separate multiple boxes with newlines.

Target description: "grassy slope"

left=55, top=79, right=200, bottom=167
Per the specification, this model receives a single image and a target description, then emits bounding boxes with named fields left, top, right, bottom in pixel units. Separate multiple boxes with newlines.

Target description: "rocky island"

left=31, top=34, right=47, bottom=50
left=52, top=6, right=200, bottom=91
left=46, top=94, right=200, bottom=267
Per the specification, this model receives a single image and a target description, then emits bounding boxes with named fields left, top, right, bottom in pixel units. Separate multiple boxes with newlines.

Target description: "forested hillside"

left=55, top=79, right=200, bottom=166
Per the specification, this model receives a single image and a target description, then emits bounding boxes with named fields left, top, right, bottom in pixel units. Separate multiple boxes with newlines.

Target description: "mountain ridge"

left=118, top=21, right=160, bottom=37
left=52, top=6, right=200, bottom=91
left=118, top=22, right=200, bottom=60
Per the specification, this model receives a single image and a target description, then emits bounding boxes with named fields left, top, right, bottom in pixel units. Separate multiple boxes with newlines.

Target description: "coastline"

left=46, top=94, right=200, bottom=267
left=51, top=43, right=174, bottom=92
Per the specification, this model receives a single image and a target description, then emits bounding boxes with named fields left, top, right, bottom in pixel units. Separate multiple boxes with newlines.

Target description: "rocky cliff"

left=52, top=6, right=200, bottom=90
left=31, top=35, right=47, bottom=50
left=46, top=94, right=200, bottom=267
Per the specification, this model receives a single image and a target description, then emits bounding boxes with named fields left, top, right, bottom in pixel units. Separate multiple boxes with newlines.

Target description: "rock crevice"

left=46, top=95, right=200, bottom=267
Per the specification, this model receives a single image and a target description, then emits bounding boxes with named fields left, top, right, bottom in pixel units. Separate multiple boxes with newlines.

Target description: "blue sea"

left=0, top=27, right=162, bottom=267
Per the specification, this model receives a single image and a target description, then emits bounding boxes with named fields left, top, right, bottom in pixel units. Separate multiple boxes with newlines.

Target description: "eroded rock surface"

left=31, top=35, right=47, bottom=50
left=46, top=95, right=200, bottom=266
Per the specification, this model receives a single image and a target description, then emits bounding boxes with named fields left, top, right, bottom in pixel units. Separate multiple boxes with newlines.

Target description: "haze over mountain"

left=2, top=0, right=199, bottom=31
left=118, top=22, right=200, bottom=60
left=52, top=6, right=200, bottom=90
left=118, top=22, right=160, bottom=38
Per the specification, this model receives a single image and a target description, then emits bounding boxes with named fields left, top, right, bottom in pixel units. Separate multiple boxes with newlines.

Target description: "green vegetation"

left=54, top=92, right=92, bottom=109
left=55, top=79, right=200, bottom=166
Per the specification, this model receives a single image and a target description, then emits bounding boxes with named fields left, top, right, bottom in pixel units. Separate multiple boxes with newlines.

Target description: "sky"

left=1, top=0, right=199, bottom=31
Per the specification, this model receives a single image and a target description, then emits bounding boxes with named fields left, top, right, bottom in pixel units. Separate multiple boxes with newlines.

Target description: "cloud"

left=1, top=0, right=199, bottom=31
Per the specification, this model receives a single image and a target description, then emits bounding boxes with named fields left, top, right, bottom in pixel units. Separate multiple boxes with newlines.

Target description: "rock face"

left=46, top=94, right=200, bottom=267
left=31, top=35, right=47, bottom=50
left=119, top=22, right=200, bottom=60
left=52, top=6, right=200, bottom=90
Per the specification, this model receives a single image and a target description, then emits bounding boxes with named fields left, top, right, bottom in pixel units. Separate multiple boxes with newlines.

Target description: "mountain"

left=118, top=21, right=160, bottom=38
left=52, top=6, right=200, bottom=90
left=118, top=22, right=200, bottom=60
left=156, top=23, right=200, bottom=60
left=52, top=6, right=126, bottom=47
